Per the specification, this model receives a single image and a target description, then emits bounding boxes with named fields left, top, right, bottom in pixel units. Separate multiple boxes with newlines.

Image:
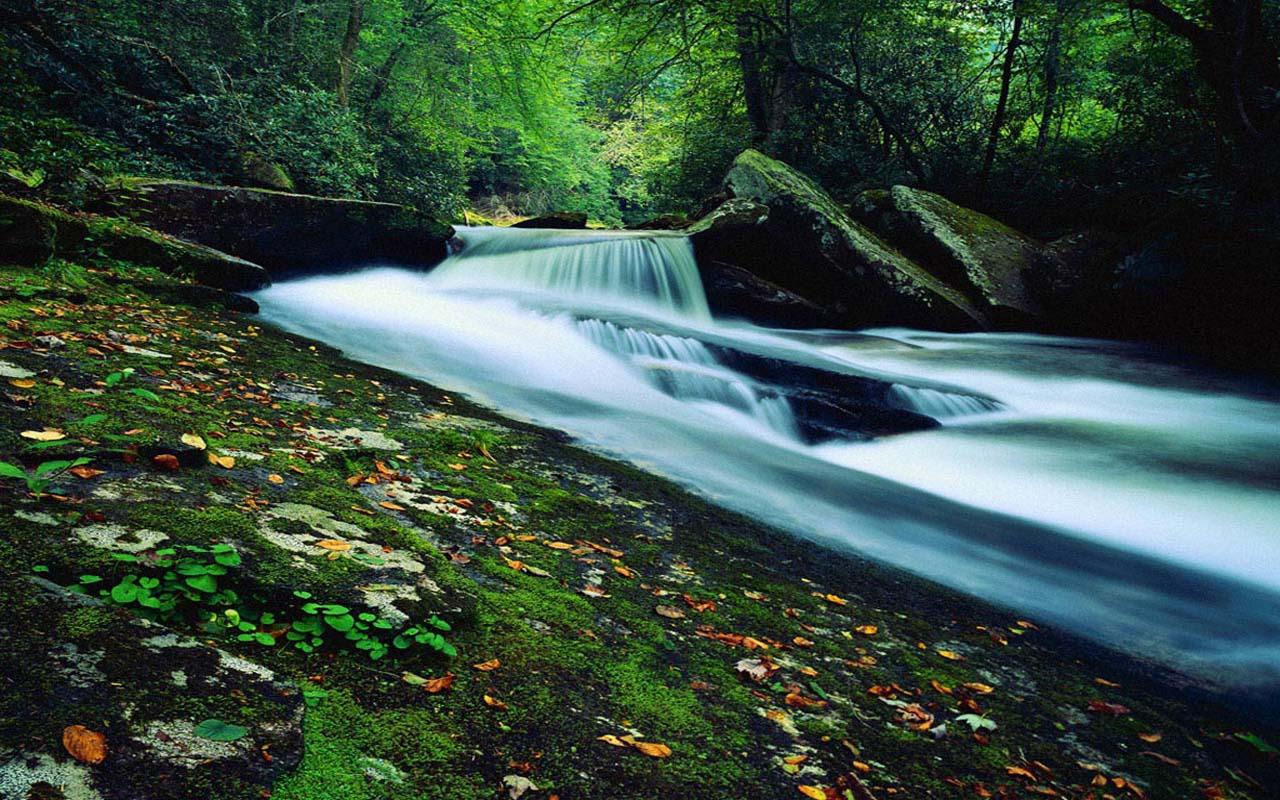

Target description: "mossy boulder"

left=94, top=180, right=455, bottom=275
left=626, top=213, right=691, bottom=231
left=511, top=212, right=588, bottom=229
left=706, top=149, right=987, bottom=331
left=1, top=195, right=269, bottom=292
left=239, top=152, right=296, bottom=192
left=861, top=186, right=1045, bottom=320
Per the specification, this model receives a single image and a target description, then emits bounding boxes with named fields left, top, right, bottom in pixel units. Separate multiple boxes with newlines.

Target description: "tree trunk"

left=736, top=14, right=770, bottom=147
left=981, top=0, right=1025, bottom=183
left=1036, top=0, right=1065, bottom=159
left=336, top=0, right=365, bottom=107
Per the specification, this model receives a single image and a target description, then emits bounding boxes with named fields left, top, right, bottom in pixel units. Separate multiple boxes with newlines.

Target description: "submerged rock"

left=93, top=180, right=454, bottom=274
left=695, top=150, right=988, bottom=331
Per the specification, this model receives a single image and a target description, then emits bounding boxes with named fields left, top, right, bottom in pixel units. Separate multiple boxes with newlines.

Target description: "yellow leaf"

left=852, top=761, right=872, bottom=774
left=1094, top=677, right=1121, bottom=688
left=8, top=378, right=35, bottom=389
left=267, top=473, right=285, bottom=485
left=472, top=659, right=501, bottom=672
left=963, top=682, right=995, bottom=694
left=597, top=734, right=628, bottom=747
left=545, top=541, right=574, bottom=550
left=379, top=501, right=406, bottom=511
left=855, top=625, right=878, bottom=635
left=614, top=564, right=637, bottom=579
left=798, top=786, right=827, bottom=800
left=317, top=540, right=352, bottom=552
left=937, top=650, right=965, bottom=661
left=483, top=694, right=508, bottom=710
left=181, top=433, right=206, bottom=450
left=783, top=755, right=809, bottom=765
left=207, top=452, right=235, bottom=469
left=823, top=594, right=847, bottom=606
left=20, top=429, right=64, bottom=441
left=632, top=741, right=672, bottom=758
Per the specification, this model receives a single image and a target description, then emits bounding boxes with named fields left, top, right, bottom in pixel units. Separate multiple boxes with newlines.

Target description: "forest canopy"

left=2, top=0, right=1277, bottom=229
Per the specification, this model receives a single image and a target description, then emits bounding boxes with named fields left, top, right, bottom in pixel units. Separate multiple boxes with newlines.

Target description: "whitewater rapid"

left=254, top=226, right=1280, bottom=701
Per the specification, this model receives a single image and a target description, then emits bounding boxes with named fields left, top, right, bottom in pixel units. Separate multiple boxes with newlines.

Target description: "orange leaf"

left=483, top=694, right=508, bottom=710
left=614, top=564, right=637, bottom=579
left=937, top=650, right=964, bottom=661
left=545, top=541, right=574, bottom=550
left=8, top=378, right=35, bottom=389
left=152, top=454, right=180, bottom=471
left=1137, top=732, right=1163, bottom=743
left=69, top=466, right=105, bottom=479
left=823, top=594, right=847, bottom=606
left=472, top=659, right=501, bottom=672
left=316, top=540, right=352, bottom=552
left=62, top=725, right=107, bottom=764
left=798, top=787, right=827, bottom=800
left=852, top=761, right=872, bottom=774
left=1094, top=677, right=1122, bottom=688
left=267, top=473, right=284, bottom=485
left=1006, top=766, right=1037, bottom=780
left=855, top=625, right=878, bottom=635
left=963, top=682, right=995, bottom=694
left=424, top=673, right=455, bottom=693
left=783, top=755, right=809, bottom=765
left=379, top=501, right=406, bottom=511
left=632, top=741, right=672, bottom=758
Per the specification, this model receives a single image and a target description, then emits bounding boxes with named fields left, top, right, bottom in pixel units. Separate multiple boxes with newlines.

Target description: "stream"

left=254, top=226, right=1280, bottom=706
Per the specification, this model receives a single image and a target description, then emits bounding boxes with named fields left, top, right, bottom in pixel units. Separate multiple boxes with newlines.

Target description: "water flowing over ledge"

left=254, top=226, right=1280, bottom=700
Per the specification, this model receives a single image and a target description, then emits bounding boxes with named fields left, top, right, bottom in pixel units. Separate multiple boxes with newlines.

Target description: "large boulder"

left=701, top=150, right=987, bottom=331
left=855, top=185, right=1044, bottom=321
left=1, top=195, right=270, bottom=292
left=511, top=212, right=588, bottom=229
left=94, top=180, right=454, bottom=274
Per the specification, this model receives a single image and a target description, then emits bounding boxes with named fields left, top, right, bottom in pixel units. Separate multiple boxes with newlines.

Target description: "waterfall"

left=426, top=227, right=711, bottom=320
left=575, top=317, right=799, bottom=437
left=887, top=385, right=1003, bottom=418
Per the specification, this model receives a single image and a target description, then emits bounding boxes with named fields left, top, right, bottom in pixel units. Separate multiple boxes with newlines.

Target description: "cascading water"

left=253, top=226, right=1280, bottom=708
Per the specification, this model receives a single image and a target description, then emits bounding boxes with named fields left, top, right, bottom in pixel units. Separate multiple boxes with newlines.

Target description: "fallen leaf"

left=208, top=452, right=235, bottom=469
left=152, top=454, right=180, bottom=471
left=793, top=636, right=815, bottom=647
left=655, top=605, right=686, bottom=619
left=8, top=378, right=35, bottom=388
left=937, top=650, right=965, bottom=661
left=181, top=433, right=206, bottom=450
left=21, top=429, right=64, bottom=441
left=614, top=564, right=637, bottom=579
left=1095, top=677, right=1122, bottom=688
left=379, top=501, right=406, bottom=511
left=631, top=740, right=672, bottom=758
left=484, top=694, right=508, bottom=710
left=316, top=540, right=352, bottom=552
left=1087, top=700, right=1132, bottom=716
left=581, top=584, right=610, bottom=597
left=1137, top=732, right=1163, bottom=743
left=598, top=734, right=628, bottom=747
left=784, top=755, right=809, bottom=765
left=62, top=725, right=107, bottom=764
left=964, top=682, right=995, bottom=694
left=424, top=673, right=455, bottom=693
left=744, top=590, right=768, bottom=601
left=69, top=466, right=105, bottom=479
left=473, top=659, right=501, bottom=672
left=545, top=541, right=574, bottom=550
left=930, top=679, right=953, bottom=695
left=267, top=473, right=285, bottom=484
left=1140, top=750, right=1181, bottom=766
left=852, top=761, right=872, bottom=774
left=824, top=594, right=847, bottom=606
left=1006, top=766, right=1037, bottom=780
left=854, top=625, right=878, bottom=635
left=798, top=786, right=827, bottom=800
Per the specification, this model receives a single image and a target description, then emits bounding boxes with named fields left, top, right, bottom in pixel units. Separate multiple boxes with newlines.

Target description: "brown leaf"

left=378, top=501, right=406, bottom=511
left=152, top=454, right=180, bottom=472
left=69, top=466, right=106, bottom=479
left=424, top=673, right=455, bottom=693
left=62, top=725, right=107, bottom=764
left=613, top=564, right=637, bottom=579
left=1137, top=732, right=1163, bottom=743
left=963, top=682, right=995, bottom=694
left=473, top=659, right=501, bottom=672
left=1094, top=677, right=1122, bottom=688
left=581, top=584, right=610, bottom=597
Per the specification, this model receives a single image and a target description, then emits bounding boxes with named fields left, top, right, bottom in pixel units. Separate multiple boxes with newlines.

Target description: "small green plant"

left=0, top=457, right=93, bottom=496
left=103, top=367, right=161, bottom=403
left=75, top=544, right=456, bottom=662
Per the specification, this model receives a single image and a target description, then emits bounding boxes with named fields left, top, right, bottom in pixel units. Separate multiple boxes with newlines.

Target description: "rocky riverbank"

left=0, top=237, right=1277, bottom=799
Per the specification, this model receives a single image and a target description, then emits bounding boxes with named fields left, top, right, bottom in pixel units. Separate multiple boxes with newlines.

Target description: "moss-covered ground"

left=0, top=254, right=1277, bottom=799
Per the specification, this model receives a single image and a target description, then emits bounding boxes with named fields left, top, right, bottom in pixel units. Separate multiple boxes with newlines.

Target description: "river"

left=254, top=225, right=1280, bottom=707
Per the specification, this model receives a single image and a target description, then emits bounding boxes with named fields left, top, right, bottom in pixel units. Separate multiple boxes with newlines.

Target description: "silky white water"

left=254, top=226, right=1280, bottom=700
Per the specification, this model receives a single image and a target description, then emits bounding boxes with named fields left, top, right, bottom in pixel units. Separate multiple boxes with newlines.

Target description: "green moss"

left=57, top=605, right=117, bottom=639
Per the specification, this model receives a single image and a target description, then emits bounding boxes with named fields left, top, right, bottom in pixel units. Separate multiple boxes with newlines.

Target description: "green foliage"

left=0, top=457, right=93, bottom=496
left=194, top=718, right=249, bottom=742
